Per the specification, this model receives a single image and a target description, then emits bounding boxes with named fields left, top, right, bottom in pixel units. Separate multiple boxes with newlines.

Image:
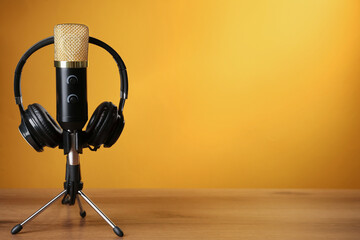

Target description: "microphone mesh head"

left=54, top=24, right=89, bottom=61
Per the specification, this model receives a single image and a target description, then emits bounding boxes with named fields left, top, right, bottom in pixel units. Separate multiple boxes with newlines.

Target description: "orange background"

left=0, top=0, right=360, bottom=188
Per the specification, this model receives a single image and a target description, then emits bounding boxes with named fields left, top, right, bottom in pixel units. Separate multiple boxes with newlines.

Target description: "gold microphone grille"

left=54, top=24, right=89, bottom=62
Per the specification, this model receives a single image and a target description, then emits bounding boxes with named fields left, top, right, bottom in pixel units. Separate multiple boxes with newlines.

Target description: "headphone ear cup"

left=23, top=103, right=62, bottom=150
left=86, top=102, right=118, bottom=149
left=19, top=117, right=43, bottom=152
left=104, top=113, right=124, bottom=148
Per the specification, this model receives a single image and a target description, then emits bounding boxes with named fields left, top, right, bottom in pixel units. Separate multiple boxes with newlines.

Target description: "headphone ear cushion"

left=19, top=117, right=43, bottom=152
left=104, top=113, right=124, bottom=148
left=26, top=103, right=62, bottom=148
left=86, top=102, right=118, bottom=148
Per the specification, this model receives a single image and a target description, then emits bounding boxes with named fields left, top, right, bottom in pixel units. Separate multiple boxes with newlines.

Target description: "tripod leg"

left=11, top=189, right=67, bottom=234
left=78, top=190, right=124, bottom=237
left=76, top=195, right=86, bottom=218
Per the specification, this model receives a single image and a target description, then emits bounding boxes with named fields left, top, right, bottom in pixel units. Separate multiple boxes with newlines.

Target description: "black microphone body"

left=56, top=67, right=88, bottom=130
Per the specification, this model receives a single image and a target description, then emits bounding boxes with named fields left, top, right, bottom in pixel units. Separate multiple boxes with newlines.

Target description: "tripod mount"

left=11, top=131, right=124, bottom=237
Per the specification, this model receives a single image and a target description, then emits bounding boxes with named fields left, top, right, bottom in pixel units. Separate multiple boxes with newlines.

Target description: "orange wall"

left=0, top=0, right=360, bottom=188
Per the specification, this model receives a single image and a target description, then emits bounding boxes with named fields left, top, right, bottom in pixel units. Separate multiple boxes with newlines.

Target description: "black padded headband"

left=14, top=36, right=128, bottom=113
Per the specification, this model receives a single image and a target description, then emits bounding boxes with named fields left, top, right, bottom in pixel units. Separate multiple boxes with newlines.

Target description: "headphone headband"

left=14, top=36, right=128, bottom=113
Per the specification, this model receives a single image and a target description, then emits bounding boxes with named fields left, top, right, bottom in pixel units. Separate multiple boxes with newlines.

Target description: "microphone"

left=54, top=24, right=89, bottom=205
left=54, top=24, right=89, bottom=131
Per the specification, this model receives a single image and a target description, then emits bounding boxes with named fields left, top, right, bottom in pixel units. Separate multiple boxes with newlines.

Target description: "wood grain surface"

left=0, top=189, right=359, bottom=239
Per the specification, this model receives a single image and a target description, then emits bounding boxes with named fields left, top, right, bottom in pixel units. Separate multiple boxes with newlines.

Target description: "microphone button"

left=67, top=94, right=79, bottom=104
left=67, top=75, right=78, bottom=85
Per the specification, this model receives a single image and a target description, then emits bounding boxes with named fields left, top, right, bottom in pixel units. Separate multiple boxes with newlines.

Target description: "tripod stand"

left=11, top=132, right=124, bottom=237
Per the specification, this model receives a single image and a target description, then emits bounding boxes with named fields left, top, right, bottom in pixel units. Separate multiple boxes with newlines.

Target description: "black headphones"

left=14, top=36, right=128, bottom=152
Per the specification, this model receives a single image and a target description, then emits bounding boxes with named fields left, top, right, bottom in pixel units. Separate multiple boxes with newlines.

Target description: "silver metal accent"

left=77, top=195, right=85, bottom=214
left=54, top=61, right=88, bottom=68
left=78, top=190, right=116, bottom=229
left=20, top=190, right=66, bottom=226
left=67, top=132, right=79, bottom=165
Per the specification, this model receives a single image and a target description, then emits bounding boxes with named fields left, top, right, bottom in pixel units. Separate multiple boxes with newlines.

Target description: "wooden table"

left=0, top=189, right=359, bottom=239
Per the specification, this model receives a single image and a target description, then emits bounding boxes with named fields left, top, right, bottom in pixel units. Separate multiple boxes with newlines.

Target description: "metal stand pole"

left=11, top=190, right=67, bottom=234
left=78, top=190, right=123, bottom=236
left=77, top=195, right=86, bottom=218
